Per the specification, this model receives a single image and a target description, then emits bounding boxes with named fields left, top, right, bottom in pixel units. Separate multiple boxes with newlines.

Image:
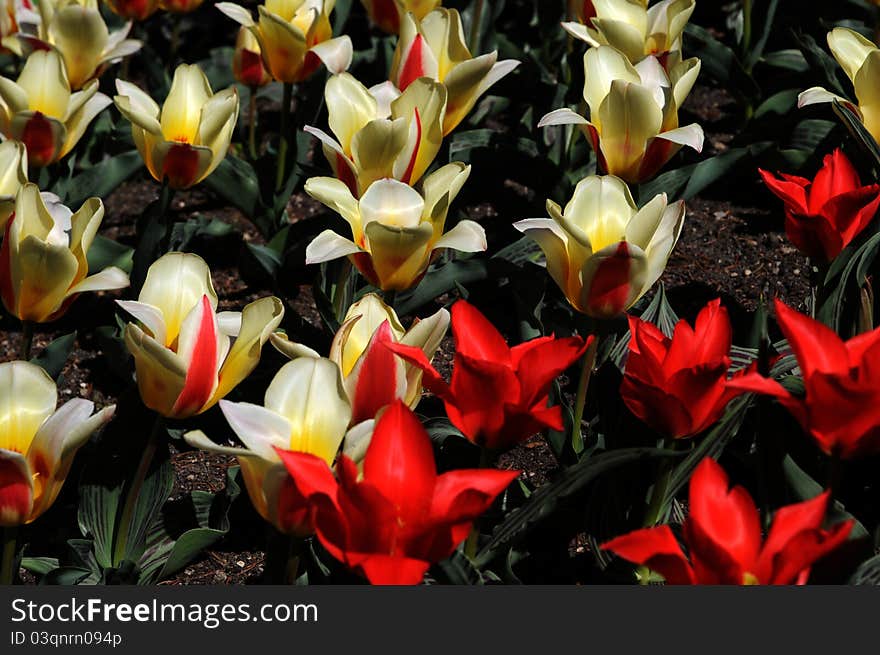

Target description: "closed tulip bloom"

left=114, top=64, right=239, bottom=190
left=514, top=175, right=685, bottom=318
left=759, top=149, right=880, bottom=262
left=233, top=26, right=271, bottom=88
left=217, top=0, right=353, bottom=84
left=388, top=300, right=590, bottom=450
left=390, top=9, right=520, bottom=135
left=271, top=293, right=450, bottom=423
left=160, top=0, right=203, bottom=12
left=540, top=46, right=702, bottom=183
left=0, top=140, right=28, bottom=230
left=1, top=185, right=129, bottom=323
left=603, top=458, right=853, bottom=584
left=361, top=0, right=440, bottom=34
left=0, top=49, right=111, bottom=167
left=562, top=0, right=695, bottom=66
left=305, top=73, right=447, bottom=196
left=728, top=300, right=880, bottom=460
left=305, top=163, right=487, bottom=291
left=185, top=357, right=353, bottom=536
left=0, top=361, right=115, bottom=527
left=276, top=401, right=520, bottom=584
left=622, top=299, right=744, bottom=438
left=103, top=0, right=160, bottom=21
left=117, top=252, right=284, bottom=419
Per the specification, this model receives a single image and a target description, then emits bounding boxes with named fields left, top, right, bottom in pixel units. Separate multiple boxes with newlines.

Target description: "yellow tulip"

left=216, top=0, right=353, bottom=84
left=389, top=8, right=520, bottom=135
left=514, top=174, right=684, bottom=318
left=360, top=0, right=441, bottom=34
left=184, top=357, right=353, bottom=536
left=0, top=49, right=111, bottom=167
left=271, top=292, right=449, bottom=422
left=305, top=162, right=486, bottom=291
left=305, top=72, right=447, bottom=196
left=539, top=45, right=702, bottom=183
left=117, top=252, right=284, bottom=419
left=114, top=63, right=239, bottom=190
left=103, top=0, right=160, bottom=21
left=233, top=26, right=272, bottom=88
left=0, top=140, right=28, bottom=230
left=17, top=0, right=141, bottom=90
left=1, top=184, right=129, bottom=323
left=562, top=0, right=695, bottom=65
left=799, top=28, right=880, bottom=144
left=0, top=361, right=115, bottom=527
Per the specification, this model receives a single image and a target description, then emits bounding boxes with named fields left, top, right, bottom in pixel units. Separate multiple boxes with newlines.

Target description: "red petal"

left=447, top=353, right=521, bottom=447
left=22, top=112, right=57, bottom=167
left=0, top=214, right=16, bottom=315
left=351, top=320, right=400, bottom=424
left=586, top=242, right=633, bottom=317
left=385, top=341, right=452, bottom=399
left=512, top=335, right=589, bottom=408
left=808, top=148, right=861, bottom=214
left=398, top=34, right=426, bottom=91
left=162, top=143, right=201, bottom=189
left=275, top=448, right=340, bottom=501
left=451, top=300, right=512, bottom=365
left=0, top=455, right=32, bottom=527
left=602, top=526, right=696, bottom=584
left=759, top=168, right=808, bottom=214
left=358, top=554, right=431, bottom=585
left=400, top=108, right=422, bottom=185
left=172, top=295, right=218, bottom=417
left=761, top=520, right=854, bottom=584
left=774, top=299, right=848, bottom=378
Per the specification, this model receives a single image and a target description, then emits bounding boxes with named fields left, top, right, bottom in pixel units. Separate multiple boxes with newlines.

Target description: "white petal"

left=309, top=36, right=353, bottom=75
left=433, top=220, right=487, bottom=252
left=116, top=300, right=167, bottom=348
left=305, top=230, right=362, bottom=265
left=655, top=123, right=704, bottom=151
left=216, top=2, right=255, bottom=26
left=218, top=400, right=292, bottom=462
left=538, top=107, right=589, bottom=128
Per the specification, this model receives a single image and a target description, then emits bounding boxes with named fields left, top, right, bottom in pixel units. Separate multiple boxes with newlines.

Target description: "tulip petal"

left=433, top=219, right=487, bottom=253
left=654, top=123, right=704, bottom=151
left=60, top=91, right=111, bottom=159
left=602, top=525, right=696, bottom=584
left=827, top=26, right=876, bottom=81
left=363, top=221, right=433, bottom=290
left=774, top=299, right=849, bottom=378
left=797, top=86, right=850, bottom=109
left=304, top=176, right=361, bottom=230
left=348, top=321, right=405, bottom=424
left=0, top=448, right=33, bottom=527
left=17, top=49, right=70, bottom=118
left=270, top=332, right=321, bottom=360
left=216, top=1, right=255, bottom=26
left=305, top=230, right=362, bottom=265
left=124, top=323, right=187, bottom=416
left=537, top=107, right=589, bottom=128
left=116, top=300, right=167, bottom=346
left=171, top=295, right=220, bottom=417
left=309, top=35, right=354, bottom=76
left=218, top=400, right=292, bottom=461
left=0, top=361, right=57, bottom=456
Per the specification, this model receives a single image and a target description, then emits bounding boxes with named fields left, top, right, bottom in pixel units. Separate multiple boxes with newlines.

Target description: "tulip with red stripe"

left=118, top=252, right=284, bottom=419
left=360, top=0, right=441, bottom=34
left=232, top=26, right=272, bottom=88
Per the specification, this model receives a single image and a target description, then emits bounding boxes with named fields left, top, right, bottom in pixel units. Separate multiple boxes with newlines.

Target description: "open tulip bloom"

left=360, top=0, right=441, bottom=34
left=1, top=184, right=129, bottom=323
left=114, top=64, right=240, bottom=190
left=728, top=300, right=880, bottom=460
left=304, top=163, right=487, bottom=291
left=388, top=300, right=590, bottom=451
left=514, top=175, right=684, bottom=318
left=539, top=46, right=702, bottom=183
left=389, top=8, right=520, bottom=135
left=275, top=401, right=520, bottom=584
left=0, top=49, right=111, bottom=167
left=0, top=140, right=28, bottom=230
left=305, top=72, right=447, bottom=197
left=216, top=0, right=352, bottom=84
left=759, top=149, right=880, bottom=262
left=271, top=293, right=449, bottom=424
left=603, top=457, right=853, bottom=584
left=117, top=252, right=284, bottom=419
left=0, top=361, right=115, bottom=527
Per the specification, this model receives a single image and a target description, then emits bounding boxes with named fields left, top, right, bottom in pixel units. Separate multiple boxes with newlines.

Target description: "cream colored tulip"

left=0, top=0, right=37, bottom=54
left=390, top=9, right=520, bottom=135
left=539, top=46, right=702, bottom=183
left=233, top=26, right=272, bottom=88
left=360, top=0, right=441, bottom=34
left=305, top=72, right=447, bottom=196
left=184, top=357, right=353, bottom=536
left=0, top=184, right=129, bottom=323
left=114, top=64, right=239, bottom=190
left=0, top=361, right=115, bottom=527
left=0, top=140, right=27, bottom=230
left=216, top=0, right=352, bottom=84
left=0, top=49, right=110, bottom=167
left=305, top=163, right=486, bottom=291
left=514, top=175, right=684, bottom=318
left=117, top=252, right=284, bottom=419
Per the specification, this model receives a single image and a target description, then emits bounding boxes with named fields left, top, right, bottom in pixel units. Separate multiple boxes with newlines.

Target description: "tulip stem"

left=469, top=0, right=485, bottom=53
left=20, top=321, right=33, bottom=361
left=275, top=83, right=293, bottom=192
left=0, top=527, right=17, bottom=585
left=248, top=87, right=259, bottom=160
left=570, top=335, right=599, bottom=454
left=741, top=0, right=753, bottom=65
left=464, top=448, right=494, bottom=560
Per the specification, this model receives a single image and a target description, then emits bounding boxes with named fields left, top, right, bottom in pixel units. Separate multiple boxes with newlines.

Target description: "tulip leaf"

left=793, top=32, right=848, bottom=97
left=819, top=230, right=880, bottom=333
left=59, top=150, right=144, bottom=209
left=850, top=554, right=880, bottom=585
left=432, top=550, right=485, bottom=585
left=396, top=258, right=489, bottom=316
left=30, top=331, right=76, bottom=380
left=87, top=235, right=134, bottom=275
left=203, top=156, right=263, bottom=222
left=638, top=146, right=756, bottom=204
left=742, top=0, right=779, bottom=72
left=19, top=557, right=60, bottom=576
left=832, top=100, right=880, bottom=168
left=753, top=89, right=800, bottom=119
left=761, top=49, right=809, bottom=73
left=683, top=24, right=759, bottom=101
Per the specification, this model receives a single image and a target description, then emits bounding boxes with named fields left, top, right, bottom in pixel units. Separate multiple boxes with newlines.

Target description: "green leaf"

left=30, top=331, right=76, bottom=379
left=396, top=257, right=488, bottom=316
left=432, top=550, right=484, bottom=585
left=638, top=147, right=756, bottom=203
left=203, top=156, right=262, bottom=219
left=743, top=0, right=779, bottom=71
left=754, top=89, right=800, bottom=119
left=61, top=151, right=143, bottom=208
left=87, top=235, right=134, bottom=275
left=761, top=49, right=809, bottom=73
left=20, top=557, right=60, bottom=576
left=832, top=99, right=880, bottom=168
left=683, top=23, right=758, bottom=101
left=850, top=554, right=880, bottom=585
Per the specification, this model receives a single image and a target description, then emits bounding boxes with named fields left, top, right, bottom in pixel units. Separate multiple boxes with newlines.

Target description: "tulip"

left=114, top=64, right=240, bottom=190
left=567, top=0, right=596, bottom=22
left=271, top=293, right=449, bottom=424
left=305, top=163, right=487, bottom=291
left=514, top=175, right=685, bottom=318
left=759, top=149, right=880, bottom=262
left=0, top=0, right=36, bottom=54
left=388, top=300, right=589, bottom=451
left=216, top=0, right=353, bottom=84
left=276, top=401, right=520, bottom=584
left=539, top=46, right=702, bottom=183
left=103, top=0, right=160, bottom=21
left=17, top=0, right=141, bottom=90
left=160, top=0, right=203, bottom=12
left=603, top=457, right=853, bottom=584
left=0, top=49, right=111, bottom=167
left=562, top=0, right=695, bottom=66
left=0, top=361, right=115, bottom=528
left=622, top=299, right=747, bottom=439
left=389, top=9, right=520, bottom=135
left=233, top=26, right=272, bottom=88
left=117, top=252, right=284, bottom=419
left=305, top=72, right=447, bottom=196
left=361, top=0, right=440, bottom=34
left=0, top=140, right=27, bottom=231
left=799, top=28, right=880, bottom=144
left=728, top=300, right=880, bottom=460
left=185, top=357, right=353, bottom=536
left=1, top=184, right=129, bottom=323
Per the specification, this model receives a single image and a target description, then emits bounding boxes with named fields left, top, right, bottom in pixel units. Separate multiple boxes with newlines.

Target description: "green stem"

left=113, top=415, right=163, bottom=567
left=636, top=448, right=675, bottom=585
left=570, top=335, right=599, bottom=454
left=275, top=82, right=293, bottom=192
left=464, top=448, right=494, bottom=560
left=248, top=87, right=258, bottom=161
left=469, top=0, right=485, bottom=54
left=741, top=0, right=753, bottom=62
left=20, top=321, right=33, bottom=361
left=1, top=527, right=17, bottom=585
left=332, top=259, right=353, bottom=321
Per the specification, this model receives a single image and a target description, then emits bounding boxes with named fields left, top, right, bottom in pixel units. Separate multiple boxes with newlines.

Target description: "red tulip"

left=622, top=299, right=743, bottom=438
left=387, top=300, right=590, bottom=451
left=602, top=457, right=853, bottom=584
left=727, top=299, right=880, bottom=459
left=276, top=401, right=519, bottom=585
left=759, top=149, right=880, bottom=261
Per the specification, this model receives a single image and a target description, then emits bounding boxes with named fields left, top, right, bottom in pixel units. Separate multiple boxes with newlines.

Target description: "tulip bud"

left=514, top=175, right=684, bottom=318
left=0, top=140, right=28, bottom=230
left=104, top=0, right=161, bottom=21
left=0, top=49, right=111, bottom=167
left=114, top=63, right=240, bottom=189
left=360, top=0, right=441, bottom=34
left=232, top=26, right=271, bottom=88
